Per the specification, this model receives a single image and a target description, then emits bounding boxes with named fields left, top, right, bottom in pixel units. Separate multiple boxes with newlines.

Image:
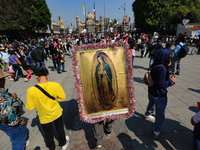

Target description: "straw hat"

left=0, top=69, right=11, bottom=79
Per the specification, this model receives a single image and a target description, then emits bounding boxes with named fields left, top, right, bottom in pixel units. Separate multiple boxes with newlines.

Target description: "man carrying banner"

left=93, top=119, right=114, bottom=149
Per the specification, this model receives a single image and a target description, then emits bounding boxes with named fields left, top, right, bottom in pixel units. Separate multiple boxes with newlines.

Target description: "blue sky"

left=46, top=0, right=135, bottom=28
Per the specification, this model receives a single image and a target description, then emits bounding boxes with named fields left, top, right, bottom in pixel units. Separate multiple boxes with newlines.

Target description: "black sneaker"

left=175, top=72, right=180, bottom=75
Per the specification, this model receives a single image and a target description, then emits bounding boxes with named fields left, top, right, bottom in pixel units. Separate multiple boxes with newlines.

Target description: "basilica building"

left=76, top=11, right=104, bottom=34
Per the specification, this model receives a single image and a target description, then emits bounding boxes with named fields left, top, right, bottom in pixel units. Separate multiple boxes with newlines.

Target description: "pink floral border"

left=72, top=41, right=135, bottom=123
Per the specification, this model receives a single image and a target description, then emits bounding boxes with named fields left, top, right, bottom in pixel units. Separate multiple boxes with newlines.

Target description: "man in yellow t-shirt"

left=26, top=67, right=69, bottom=150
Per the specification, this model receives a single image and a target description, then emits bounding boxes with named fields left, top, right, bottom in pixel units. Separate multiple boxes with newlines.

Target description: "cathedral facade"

left=76, top=11, right=104, bottom=34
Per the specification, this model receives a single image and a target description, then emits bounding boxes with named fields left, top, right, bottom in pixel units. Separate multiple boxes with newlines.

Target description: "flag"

left=83, top=2, right=85, bottom=15
left=93, top=2, right=96, bottom=15
left=47, top=24, right=50, bottom=34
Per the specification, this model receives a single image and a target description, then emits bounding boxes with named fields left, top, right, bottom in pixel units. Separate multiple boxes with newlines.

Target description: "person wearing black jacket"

left=145, top=38, right=153, bottom=57
left=148, top=40, right=163, bottom=69
left=31, top=44, right=47, bottom=69
left=20, top=56, right=31, bottom=82
left=49, top=41, right=58, bottom=70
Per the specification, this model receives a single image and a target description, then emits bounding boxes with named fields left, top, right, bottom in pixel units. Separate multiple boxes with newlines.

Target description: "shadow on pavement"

left=31, top=115, right=47, bottom=147
left=188, top=88, right=200, bottom=94
left=117, top=133, right=135, bottom=150
left=34, top=146, right=41, bottom=150
left=60, top=99, right=96, bottom=149
left=134, top=77, right=144, bottom=84
left=47, top=66, right=56, bottom=71
left=125, top=111, right=192, bottom=150
left=188, top=106, right=199, bottom=113
left=133, top=65, right=148, bottom=70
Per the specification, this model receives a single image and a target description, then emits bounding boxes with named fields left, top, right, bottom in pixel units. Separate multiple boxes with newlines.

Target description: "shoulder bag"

left=35, top=85, right=56, bottom=100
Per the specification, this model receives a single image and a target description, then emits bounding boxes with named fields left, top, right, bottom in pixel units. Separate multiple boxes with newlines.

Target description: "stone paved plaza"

left=0, top=44, right=200, bottom=150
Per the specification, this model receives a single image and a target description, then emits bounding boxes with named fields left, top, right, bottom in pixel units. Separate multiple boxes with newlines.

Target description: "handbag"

left=35, top=85, right=56, bottom=100
left=53, top=54, right=59, bottom=60
left=143, top=65, right=163, bottom=87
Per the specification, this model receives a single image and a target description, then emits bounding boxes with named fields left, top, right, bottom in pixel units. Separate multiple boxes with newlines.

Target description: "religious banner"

left=72, top=41, right=135, bottom=123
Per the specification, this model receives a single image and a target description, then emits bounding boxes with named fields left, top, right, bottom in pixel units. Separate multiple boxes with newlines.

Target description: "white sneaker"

left=62, top=135, right=69, bottom=150
left=10, top=78, right=14, bottom=81
left=144, top=114, right=155, bottom=122
left=24, top=140, right=29, bottom=148
left=24, top=78, right=29, bottom=82
left=95, top=145, right=102, bottom=149
left=153, top=129, right=160, bottom=138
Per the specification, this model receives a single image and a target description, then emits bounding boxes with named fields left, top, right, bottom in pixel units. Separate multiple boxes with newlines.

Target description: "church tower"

left=76, top=14, right=80, bottom=33
left=99, top=14, right=104, bottom=33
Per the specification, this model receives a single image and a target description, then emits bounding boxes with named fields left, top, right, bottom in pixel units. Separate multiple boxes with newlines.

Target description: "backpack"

left=0, top=89, right=23, bottom=126
left=143, top=65, right=163, bottom=87
left=178, top=44, right=189, bottom=58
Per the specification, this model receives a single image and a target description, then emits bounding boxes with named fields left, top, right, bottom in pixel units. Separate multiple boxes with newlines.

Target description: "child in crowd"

left=21, top=56, right=31, bottom=82
left=130, top=44, right=136, bottom=68
left=59, top=46, right=66, bottom=72
left=8, top=65, right=14, bottom=81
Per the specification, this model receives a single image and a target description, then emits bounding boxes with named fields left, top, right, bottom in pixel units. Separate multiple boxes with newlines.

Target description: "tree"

left=25, top=0, right=51, bottom=31
left=168, top=1, right=200, bottom=31
left=132, top=0, right=200, bottom=34
left=0, top=0, right=27, bottom=30
left=0, top=0, right=51, bottom=39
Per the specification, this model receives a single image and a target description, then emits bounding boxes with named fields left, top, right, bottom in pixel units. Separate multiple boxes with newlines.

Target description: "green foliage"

left=0, top=0, right=51, bottom=33
left=0, top=0, right=27, bottom=30
left=132, top=0, right=200, bottom=34
left=25, top=0, right=51, bottom=31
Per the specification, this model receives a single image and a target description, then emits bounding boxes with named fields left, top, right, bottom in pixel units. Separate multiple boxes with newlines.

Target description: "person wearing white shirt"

left=130, top=44, right=136, bottom=68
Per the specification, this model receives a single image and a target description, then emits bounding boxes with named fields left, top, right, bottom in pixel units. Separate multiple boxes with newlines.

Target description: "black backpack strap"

left=35, top=85, right=56, bottom=100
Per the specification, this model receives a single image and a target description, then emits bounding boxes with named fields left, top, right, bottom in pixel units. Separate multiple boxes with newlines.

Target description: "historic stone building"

left=76, top=11, right=104, bottom=33
left=51, top=15, right=65, bottom=35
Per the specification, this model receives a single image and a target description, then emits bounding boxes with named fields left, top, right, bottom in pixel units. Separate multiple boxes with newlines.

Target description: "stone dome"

left=86, top=11, right=94, bottom=20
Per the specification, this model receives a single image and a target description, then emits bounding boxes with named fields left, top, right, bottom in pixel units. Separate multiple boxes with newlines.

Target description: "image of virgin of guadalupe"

left=95, top=53, right=116, bottom=110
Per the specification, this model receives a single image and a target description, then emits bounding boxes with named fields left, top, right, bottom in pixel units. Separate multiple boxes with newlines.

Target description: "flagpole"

left=94, top=2, right=96, bottom=21
left=83, top=2, right=86, bottom=31
left=104, top=0, right=105, bottom=33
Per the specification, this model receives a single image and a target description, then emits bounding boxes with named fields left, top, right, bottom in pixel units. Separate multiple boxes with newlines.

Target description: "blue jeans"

left=0, top=124, right=28, bottom=150
left=59, top=62, right=65, bottom=72
left=149, top=57, right=153, bottom=69
left=172, top=55, right=181, bottom=74
left=57, top=59, right=61, bottom=73
left=145, top=93, right=167, bottom=132
left=132, top=56, right=134, bottom=67
left=36, top=61, right=46, bottom=69
left=193, top=122, right=200, bottom=150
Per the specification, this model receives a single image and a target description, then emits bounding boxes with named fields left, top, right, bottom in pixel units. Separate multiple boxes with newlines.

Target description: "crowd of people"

left=0, top=31, right=199, bottom=83
left=0, top=31, right=200, bottom=150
